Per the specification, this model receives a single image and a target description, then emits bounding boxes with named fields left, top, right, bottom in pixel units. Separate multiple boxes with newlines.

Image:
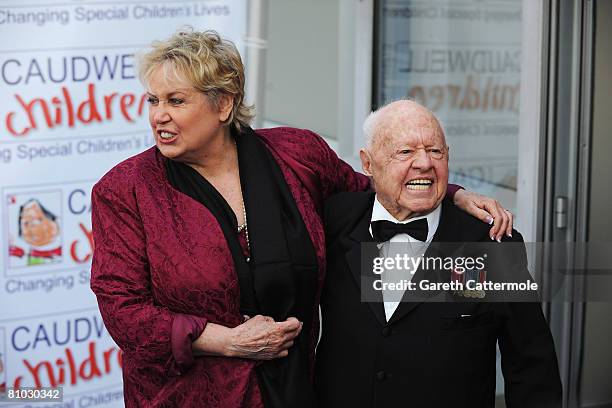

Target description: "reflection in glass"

left=375, top=0, right=523, bottom=210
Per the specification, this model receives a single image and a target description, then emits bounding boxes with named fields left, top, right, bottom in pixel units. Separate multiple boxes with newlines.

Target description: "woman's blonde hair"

left=139, top=27, right=254, bottom=132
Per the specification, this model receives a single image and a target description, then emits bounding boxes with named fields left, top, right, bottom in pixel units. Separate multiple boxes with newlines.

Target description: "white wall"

left=264, top=0, right=339, bottom=139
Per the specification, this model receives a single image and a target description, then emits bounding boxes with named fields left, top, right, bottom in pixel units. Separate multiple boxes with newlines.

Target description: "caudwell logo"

left=4, top=182, right=96, bottom=278
left=7, top=191, right=63, bottom=270
left=2, top=53, right=146, bottom=138
left=9, top=316, right=122, bottom=390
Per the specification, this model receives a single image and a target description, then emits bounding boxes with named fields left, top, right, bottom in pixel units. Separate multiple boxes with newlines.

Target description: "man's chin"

left=399, top=198, right=440, bottom=216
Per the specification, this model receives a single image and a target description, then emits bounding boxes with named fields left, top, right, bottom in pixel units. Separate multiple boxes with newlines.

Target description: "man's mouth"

left=405, top=179, right=433, bottom=191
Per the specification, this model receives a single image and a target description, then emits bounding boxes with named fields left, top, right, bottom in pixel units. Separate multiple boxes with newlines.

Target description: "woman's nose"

left=151, top=106, right=171, bottom=124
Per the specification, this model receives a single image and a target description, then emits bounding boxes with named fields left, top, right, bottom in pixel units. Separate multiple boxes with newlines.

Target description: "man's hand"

left=453, top=189, right=513, bottom=241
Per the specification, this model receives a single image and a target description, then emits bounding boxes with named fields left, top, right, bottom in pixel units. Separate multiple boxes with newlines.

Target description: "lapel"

left=263, top=143, right=326, bottom=282
left=344, top=193, right=388, bottom=326
left=387, top=198, right=463, bottom=325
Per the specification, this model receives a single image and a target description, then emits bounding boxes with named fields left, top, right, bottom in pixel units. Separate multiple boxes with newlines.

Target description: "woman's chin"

left=156, top=143, right=182, bottom=159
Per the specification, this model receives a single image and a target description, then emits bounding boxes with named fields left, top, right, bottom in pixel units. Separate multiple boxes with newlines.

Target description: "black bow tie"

left=371, top=219, right=429, bottom=242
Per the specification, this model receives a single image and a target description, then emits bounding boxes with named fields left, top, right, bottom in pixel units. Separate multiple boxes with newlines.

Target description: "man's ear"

left=360, top=149, right=373, bottom=176
left=218, top=94, right=234, bottom=122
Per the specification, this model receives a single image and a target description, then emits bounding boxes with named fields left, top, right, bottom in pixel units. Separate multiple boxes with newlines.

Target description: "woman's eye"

left=168, top=98, right=184, bottom=106
left=146, top=97, right=158, bottom=105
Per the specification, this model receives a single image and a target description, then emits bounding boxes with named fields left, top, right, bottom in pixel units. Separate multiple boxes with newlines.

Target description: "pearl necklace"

left=237, top=197, right=250, bottom=262
left=233, top=138, right=250, bottom=263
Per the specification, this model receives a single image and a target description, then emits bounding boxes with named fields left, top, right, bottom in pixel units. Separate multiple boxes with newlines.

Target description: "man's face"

left=20, top=202, right=59, bottom=247
left=361, top=106, right=449, bottom=220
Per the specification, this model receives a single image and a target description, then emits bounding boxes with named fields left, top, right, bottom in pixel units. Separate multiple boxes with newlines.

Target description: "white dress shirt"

left=369, top=195, right=441, bottom=321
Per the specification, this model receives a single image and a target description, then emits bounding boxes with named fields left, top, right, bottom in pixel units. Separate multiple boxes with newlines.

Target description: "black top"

left=166, top=127, right=319, bottom=408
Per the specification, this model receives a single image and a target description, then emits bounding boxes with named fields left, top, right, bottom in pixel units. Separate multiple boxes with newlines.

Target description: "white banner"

left=0, top=1, right=247, bottom=406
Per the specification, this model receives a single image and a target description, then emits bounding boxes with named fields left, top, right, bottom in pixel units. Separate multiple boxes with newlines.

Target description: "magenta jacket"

left=91, top=127, right=459, bottom=407
left=90, top=128, right=370, bottom=407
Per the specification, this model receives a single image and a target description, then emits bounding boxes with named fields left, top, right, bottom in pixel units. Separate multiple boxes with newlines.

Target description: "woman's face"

left=146, top=64, right=232, bottom=163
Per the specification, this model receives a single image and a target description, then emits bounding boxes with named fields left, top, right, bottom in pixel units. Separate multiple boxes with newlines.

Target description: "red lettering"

left=56, top=358, right=65, bottom=385
left=19, top=343, right=122, bottom=388
left=120, top=93, right=136, bottom=122
left=4, top=84, right=147, bottom=137
left=51, top=97, right=62, bottom=125
left=66, top=348, right=77, bottom=385
left=19, top=95, right=53, bottom=129
left=77, top=83, right=102, bottom=124
left=70, top=223, right=94, bottom=264
left=79, top=342, right=102, bottom=380
left=62, top=86, right=75, bottom=127
left=138, top=93, right=148, bottom=116
left=5, top=112, right=29, bottom=136
left=6, top=95, right=50, bottom=136
left=23, top=360, right=57, bottom=388
left=104, top=92, right=118, bottom=119
left=103, top=348, right=115, bottom=373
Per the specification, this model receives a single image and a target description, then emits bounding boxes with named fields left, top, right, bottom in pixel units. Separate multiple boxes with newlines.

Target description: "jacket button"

left=381, top=327, right=391, bottom=337
left=376, top=371, right=386, bottom=381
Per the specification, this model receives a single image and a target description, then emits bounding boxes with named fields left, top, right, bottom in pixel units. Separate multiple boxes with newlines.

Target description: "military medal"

left=451, top=267, right=487, bottom=299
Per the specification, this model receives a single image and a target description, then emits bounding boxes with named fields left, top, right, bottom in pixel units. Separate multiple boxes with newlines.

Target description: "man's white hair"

left=362, top=108, right=382, bottom=150
left=362, top=98, right=446, bottom=150
left=363, top=97, right=414, bottom=150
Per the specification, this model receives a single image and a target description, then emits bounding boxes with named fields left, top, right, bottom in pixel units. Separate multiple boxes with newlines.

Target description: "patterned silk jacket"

left=90, top=128, right=370, bottom=407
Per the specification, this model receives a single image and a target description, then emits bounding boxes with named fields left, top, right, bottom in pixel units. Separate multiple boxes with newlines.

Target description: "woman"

left=90, top=29, right=513, bottom=407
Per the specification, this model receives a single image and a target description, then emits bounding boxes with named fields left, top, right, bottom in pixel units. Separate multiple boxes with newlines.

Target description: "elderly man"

left=314, top=100, right=562, bottom=408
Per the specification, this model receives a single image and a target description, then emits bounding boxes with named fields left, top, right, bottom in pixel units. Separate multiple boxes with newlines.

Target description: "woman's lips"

left=157, top=130, right=177, bottom=144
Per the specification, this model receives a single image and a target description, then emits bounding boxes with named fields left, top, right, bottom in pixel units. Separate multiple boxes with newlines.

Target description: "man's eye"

left=146, top=97, right=158, bottom=105
left=168, top=98, right=184, bottom=106
left=399, top=150, right=413, bottom=155
left=428, top=148, right=445, bottom=159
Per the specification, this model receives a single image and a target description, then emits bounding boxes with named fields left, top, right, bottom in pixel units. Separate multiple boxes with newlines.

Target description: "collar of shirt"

left=368, top=194, right=442, bottom=243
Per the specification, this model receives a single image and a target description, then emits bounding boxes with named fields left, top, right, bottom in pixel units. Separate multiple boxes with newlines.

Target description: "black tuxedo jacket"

left=315, top=192, right=562, bottom=408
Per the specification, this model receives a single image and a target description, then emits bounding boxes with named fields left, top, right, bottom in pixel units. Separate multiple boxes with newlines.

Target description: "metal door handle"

left=555, top=196, right=568, bottom=229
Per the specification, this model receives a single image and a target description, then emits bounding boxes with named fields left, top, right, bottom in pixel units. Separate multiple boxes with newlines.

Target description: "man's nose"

left=412, top=149, right=433, bottom=169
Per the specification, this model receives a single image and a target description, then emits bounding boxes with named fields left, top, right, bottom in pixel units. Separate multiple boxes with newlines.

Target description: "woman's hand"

left=453, top=189, right=513, bottom=241
left=192, top=315, right=302, bottom=360
left=226, top=315, right=302, bottom=359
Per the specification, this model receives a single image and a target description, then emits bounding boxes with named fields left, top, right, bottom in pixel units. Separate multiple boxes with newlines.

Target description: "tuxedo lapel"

left=343, top=194, right=387, bottom=326
left=337, top=196, right=475, bottom=326
left=387, top=199, right=460, bottom=324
